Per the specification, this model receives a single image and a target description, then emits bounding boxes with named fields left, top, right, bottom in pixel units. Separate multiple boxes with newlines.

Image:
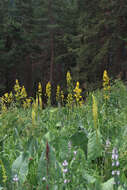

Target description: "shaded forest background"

left=0, top=0, right=127, bottom=99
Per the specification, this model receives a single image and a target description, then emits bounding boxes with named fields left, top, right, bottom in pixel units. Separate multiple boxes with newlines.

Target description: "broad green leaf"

left=70, top=131, right=88, bottom=153
left=87, top=130, right=102, bottom=162
left=102, top=178, right=114, bottom=190
left=118, top=186, right=125, bottom=190
left=82, top=171, right=96, bottom=184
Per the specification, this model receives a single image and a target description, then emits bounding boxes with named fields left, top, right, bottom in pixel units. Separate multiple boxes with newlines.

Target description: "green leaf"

left=82, top=171, right=96, bottom=184
left=70, top=131, right=88, bottom=153
left=37, top=144, right=62, bottom=185
left=87, top=130, right=102, bottom=162
left=102, top=178, right=114, bottom=190
left=12, top=152, right=29, bottom=183
left=37, top=150, right=47, bottom=184
left=118, top=186, right=125, bottom=190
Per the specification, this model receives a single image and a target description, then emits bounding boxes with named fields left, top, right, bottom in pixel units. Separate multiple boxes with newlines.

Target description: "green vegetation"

left=0, top=76, right=127, bottom=189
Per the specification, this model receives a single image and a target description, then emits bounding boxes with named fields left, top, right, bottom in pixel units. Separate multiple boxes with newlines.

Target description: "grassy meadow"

left=0, top=71, right=127, bottom=190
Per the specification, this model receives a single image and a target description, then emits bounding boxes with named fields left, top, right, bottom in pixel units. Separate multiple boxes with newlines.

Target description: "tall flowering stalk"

left=66, top=71, right=72, bottom=89
left=56, top=85, right=61, bottom=105
left=103, top=70, right=110, bottom=100
left=32, top=101, right=37, bottom=126
left=66, top=71, right=74, bottom=108
left=73, top=81, right=83, bottom=106
left=0, top=159, right=7, bottom=184
left=92, top=95, right=98, bottom=138
left=14, top=79, right=21, bottom=101
left=20, top=86, right=27, bottom=99
left=60, top=90, right=64, bottom=105
left=46, top=82, right=51, bottom=106
left=66, top=93, right=73, bottom=108
left=111, top=148, right=120, bottom=187
left=38, top=82, right=42, bottom=109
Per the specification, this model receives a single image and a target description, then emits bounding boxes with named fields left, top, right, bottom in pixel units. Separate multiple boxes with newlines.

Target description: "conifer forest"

left=0, top=0, right=127, bottom=96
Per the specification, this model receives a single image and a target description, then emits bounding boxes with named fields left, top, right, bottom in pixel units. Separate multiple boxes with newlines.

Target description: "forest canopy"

left=0, top=0, right=127, bottom=97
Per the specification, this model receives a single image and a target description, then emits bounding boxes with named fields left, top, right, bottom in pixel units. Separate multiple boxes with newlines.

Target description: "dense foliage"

left=0, top=71, right=127, bottom=189
left=0, top=0, right=127, bottom=96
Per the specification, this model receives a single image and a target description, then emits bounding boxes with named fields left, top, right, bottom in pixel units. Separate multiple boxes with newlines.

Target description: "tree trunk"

left=50, top=32, right=54, bottom=84
left=24, top=56, right=33, bottom=96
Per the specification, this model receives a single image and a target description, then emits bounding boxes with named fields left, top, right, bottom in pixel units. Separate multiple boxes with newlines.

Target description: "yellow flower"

left=4, top=93, right=8, bottom=98
left=23, top=98, right=31, bottom=108
left=56, top=85, right=60, bottom=103
left=38, top=82, right=42, bottom=109
left=0, top=160, right=7, bottom=183
left=8, top=92, right=13, bottom=103
left=73, top=81, right=82, bottom=105
left=46, top=82, right=51, bottom=106
left=38, top=82, right=42, bottom=95
left=66, top=71, right=72, bottom=85
left=1, top=93, right=8, bottom=103
left=1, top=92, right=13, bottom=105
left=14, top=79, right=21, bottom=93
left=66, top=93, right=73, bottom=108
left=14, top=79, right=22, bottom=101
left=20, top=86, right=27, bottom=98
left=92, top=95, right=98, bottom=131
left=103, top=70, right=110, bottom=100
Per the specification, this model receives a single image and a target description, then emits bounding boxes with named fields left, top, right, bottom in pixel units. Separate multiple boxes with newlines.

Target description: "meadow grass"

left=0, top=73, right=127, bottom=189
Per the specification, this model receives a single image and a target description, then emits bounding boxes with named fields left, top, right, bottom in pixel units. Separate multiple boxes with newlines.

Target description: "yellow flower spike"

left=4, top=93, right=8, bottom=98
left=0, top=160, right=7, bottom=183
left=103, top=70, right=110, bottom=100
left=46, top=81, right=51, bottom=106
left=66, top=93, right=73, bottom=108
left=8, top=92, right=13, bottom=103
left=14, top=79, right=22, bottom=101
left=66, top=71, right=72, bottom=86
left=73, top=81, right=83, bottom=106
left=38, top=82, right=42, bottom=94
left=14, top=79, right=21, bottom=92
left=20, top=86, right=27, bottom=98
left=56, top=85, right=60, bottom=104
left=38, top=82, right=43, bottom=109
left=66, top=71, right=74, bottom=108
